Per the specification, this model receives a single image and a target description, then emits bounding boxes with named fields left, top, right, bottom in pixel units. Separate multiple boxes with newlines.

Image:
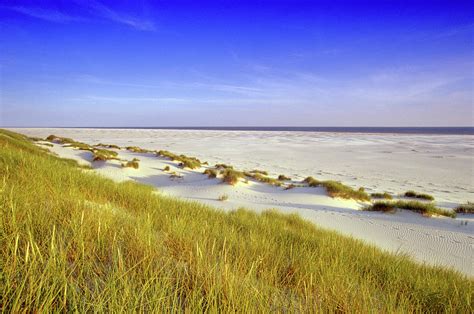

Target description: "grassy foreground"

left=0, top=129, right=472, bottom=312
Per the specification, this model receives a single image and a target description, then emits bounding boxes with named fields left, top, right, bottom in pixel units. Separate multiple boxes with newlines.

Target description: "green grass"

left=303, top=176, right=321, bottom=187
left=126, top=146, right=153, bottom=153
left=215, top=163, right=234, bottom=170
left=96, top=143, right=122, bottom=149
left=122, top=160, right=140, bottom=169
left=0, top=129, right=472, bottom=312
left=404, top=190, right=435, bottom=201
left=221, top=169, right=245, bottom=185
left=157, top=150, right=202, bottom=169
left=303, top=177, right=370, bottom=201
left=203, top=168, right=218, bottom=179
left=371, top=192, right=393, bottom=200
left=454, top=202, right=474, bottom=214
left=367, top=201, right=456, bottom=218
left=218, top=194, right=229, bottom=201
left=277, top=174, right=291, bottom=181
left=249, top=169, right=268, bottom=176
left=246, top=172, right=282, bottom=186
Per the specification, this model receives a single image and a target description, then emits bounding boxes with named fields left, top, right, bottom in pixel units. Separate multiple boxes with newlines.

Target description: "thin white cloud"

left=3, top=6, right=84, bottom=23
left=81, top=0, right=155, bottom=31
left=3, top=1, right=155, bottom=31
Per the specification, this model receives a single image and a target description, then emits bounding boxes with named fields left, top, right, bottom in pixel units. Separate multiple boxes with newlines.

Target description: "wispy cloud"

left=3, top=1, right=155, bottom=31
left=80, top=0, right=155, bottom=31
left=3, top=6, right=84, bottom=23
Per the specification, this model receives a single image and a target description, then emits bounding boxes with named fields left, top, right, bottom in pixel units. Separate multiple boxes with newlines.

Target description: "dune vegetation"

left=404, top=190, right=435, bottom=201
left=371, top=192, right=393, bottom=200
left=454, top=202, right=474, bottom=214
left=303, top=177, right=370, bottom=201
left=157, top=150, right=202, bottom=169
left=122, top=159, right=140, bottom=169
left=366, top=200, right=456, bottom=218
left=0, top=129, right=472, bottom=312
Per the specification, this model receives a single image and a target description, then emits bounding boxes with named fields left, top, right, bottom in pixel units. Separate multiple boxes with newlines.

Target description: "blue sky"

left=1, top=0, right=473, bottom=126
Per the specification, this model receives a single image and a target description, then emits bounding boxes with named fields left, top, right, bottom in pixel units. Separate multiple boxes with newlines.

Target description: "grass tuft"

left=454, top=202, right=474, bottom=214
left=203, top=168, right=218, bottom=179
left=96, top=143, right=121, bottom=149
left=221, top=169, right=244, bottom=185
left=371, top=192, right=393, bottom=200
left=303, top=177, right=370, bottom=201
left=122, top=160, right=140, bottom=169
left=126, top=146, right=153, bottom=153
left=367, top=201, right=455, bottom=218
left=404, top=190, right=435, bottom=201
left=278, top=174, right=291, bottom=181
left=218, top=194, right=229, bottom=201
left=157, top=150, right=202, bottom=169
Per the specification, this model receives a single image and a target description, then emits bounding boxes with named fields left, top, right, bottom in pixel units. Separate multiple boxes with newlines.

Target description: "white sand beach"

left=11, top=128, right=474, bottom=276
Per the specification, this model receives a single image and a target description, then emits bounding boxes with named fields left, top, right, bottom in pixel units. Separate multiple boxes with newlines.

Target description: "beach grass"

left=221, top=169, right=245, bottom=185
left=204, top=168, right=218, bottom=178
left=303, top=177, right=370, bottom=201
left=122, top=160, right=140, bottom=169
left=0, top=129, right=472, bottom=312
left=371, top=192, right=393, bottom=200
left=278, top=174, right=291, bottom=181
left=454, top=202, right=474, bottom=214
left=246, top=172, right=282, bottom=186
left=404, top=190, right=435, bottom=201
left=367, top=200, right=456, bottom=218
left=157, top=150, right=202, bottom=169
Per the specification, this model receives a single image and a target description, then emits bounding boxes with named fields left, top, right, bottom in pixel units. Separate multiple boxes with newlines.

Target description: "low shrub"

left=163, top=165, right=170, bottom=171
left=285, top=184, right=297, bottom=190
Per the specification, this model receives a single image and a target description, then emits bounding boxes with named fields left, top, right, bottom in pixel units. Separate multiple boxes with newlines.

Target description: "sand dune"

left=20, top=129, right=474, bottom=277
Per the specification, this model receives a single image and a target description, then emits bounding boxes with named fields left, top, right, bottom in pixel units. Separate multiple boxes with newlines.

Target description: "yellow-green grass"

left=126, top=146, right=154, bottom=153
left=157, top=150, right=202, bottom=169
left=45, top=135, right=119, bottom=162
left=367, top=200, right=456, bottom=218
left=371, top=192, right=393, bottom=200
left=303, top=177, right=370, bottom=201
left=96, top=143, right=121, bottom=149
left=454, top=202, right=474, bottom=214
left=203, top=168, right=218, bottom=179
left=221, top=169, right=245, bottom=185
left=245, top=172, right=282, bottom=186
left=404, top=190, right=435, bottom=201
left=277, top=174, right=291, bottom=181
left=0, top=129, right=472, bottom=312
left=122, top=160, right=140, bottom=169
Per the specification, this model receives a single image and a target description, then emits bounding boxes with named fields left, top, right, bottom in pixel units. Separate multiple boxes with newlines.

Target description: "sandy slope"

left=31, top=137, right=474, bottom=277
left=13, top=128, right=473, bottom=207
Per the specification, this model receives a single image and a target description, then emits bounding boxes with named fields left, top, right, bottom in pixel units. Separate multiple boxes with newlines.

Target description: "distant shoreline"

left=5, top=126, right=474, bottom=135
